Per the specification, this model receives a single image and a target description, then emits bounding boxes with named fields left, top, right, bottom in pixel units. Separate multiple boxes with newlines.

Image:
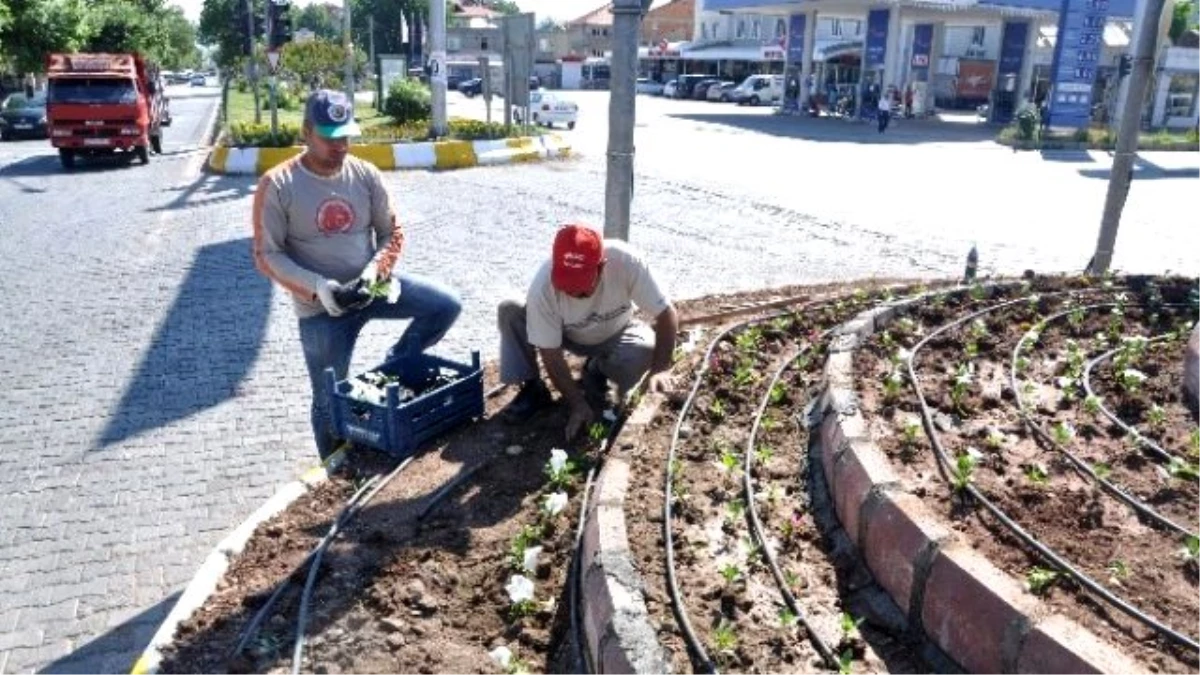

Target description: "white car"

left=636, top=78, right=664, bottom=95
left=663, top=79, right=678, bottom=98
left=706, top=81, right=736, bottom=102
left=513, top=91, right=578, bottom=129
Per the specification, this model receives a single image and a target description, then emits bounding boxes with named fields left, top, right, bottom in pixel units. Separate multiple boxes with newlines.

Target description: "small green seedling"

left=964, top=340, right=980, bottom=359
left=1191, top=428, right=1200, bottom=458
left=1026, top=566, right=1059, bottom=595
left=769, top=381, right=787, bottom=405
left=951, top=453, right=977, bottom=492
left=969, top=283, right=987, bottom=301
left=1015, top=355, right=1030, bottom=374
left=950, top=363, right=973, bottom=413
left=838, top=650, right=855, bottom=675
left=879, top=330, right=896, bottom=350
left=755, top=444, right=775, bottom=465
left=968, top=318, right=989, bottom=341
left=778, top=608, right=798, bottom=629
left=733, top=361, right=757, bottom=388
left=895, top=317, right=917, bottom=335
left=735, top=327, right=763, bottom=354
left=883, top=370, right=904, bottom=402
left=1166, top=458, right=1200, bottom=482
left=1180, top=535, right=1199, bottom=566
left=1092, top=462, right=1112, bottom=480
left=1067, top=306, right=1085, bottom=330
left=984, top=431, right=1005, bottom=450
left=719, top=563, right=742, bottom=585
left=839, top=612, right=864, bottom=640
left=1083, top=395, right=1103, bottom=417
left=725, top=499, right=745, bottom=522
left=712, top=622, right=737, bottom=659
left=720, top=448, right=739, bottom=473
left=1052, top=421, right=1075, bottom=446
left=1107, top=560, right=1130, bottom=585
left=900, top=418, right=921, bottom=446
left=760, top=413, right=779, bottom=432
left=709, top=398, right=726, bottom=421
left=783, top=569, right=801, bottom=590
left=1024, top=463, right=1049, bottom=486
left=1145, top=404, right=1167, bottom=429
left=509, top=599, right=537, bottom=619
left=588, top=422, right=607, bottom=444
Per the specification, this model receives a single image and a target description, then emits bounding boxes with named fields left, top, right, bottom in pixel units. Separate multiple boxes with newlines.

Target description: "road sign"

left=267, top=50, right=280, bottom=73
left=429, top=50, right=446, bottom=84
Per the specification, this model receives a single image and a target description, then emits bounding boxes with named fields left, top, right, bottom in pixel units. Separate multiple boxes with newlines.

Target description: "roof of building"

left=567, top=3, right=614, bottom=26
left=452, top=3, right=502, bottom=19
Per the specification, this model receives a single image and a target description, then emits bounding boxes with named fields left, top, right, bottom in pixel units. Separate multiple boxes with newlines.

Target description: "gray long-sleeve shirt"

left=252, top=153, right=404, bottom=318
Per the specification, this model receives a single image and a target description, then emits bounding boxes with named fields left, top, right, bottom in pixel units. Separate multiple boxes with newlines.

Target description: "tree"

left=295, top=3, right=339, bottom=41
left=488, top=0, right=520, bottom=15
left=0, top=0, right=90, bottom=73
left=199, top=0, right=266, bottom=69
left=281, top=38, right=349, bottom=89
left=1170, top=0, right=1197, bottom=43
left=536, top=16, right=562, bottom=31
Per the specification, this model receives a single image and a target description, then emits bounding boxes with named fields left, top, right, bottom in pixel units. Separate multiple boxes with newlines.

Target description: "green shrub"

left=1187, top=127, right=1199, bottom=144
left=1015, top=104, right=1040, bottom=141
left=226, top=121, right=302, bottom=147
left=384, top=79, right=432, bottom=124
left=1072, top=128, right=1090, bottom=142
left=448, top=118, right=513, bottom=140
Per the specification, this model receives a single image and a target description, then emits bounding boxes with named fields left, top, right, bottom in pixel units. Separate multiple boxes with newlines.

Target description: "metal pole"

left=1087, top=0, right=1168, bottom=275
left=603, top=0, right=645, bottom=241
left=1094, top=0, right=1166, bottom=273
left=369, top=15, right=377, bottom=108
left=267, top=2, right=278, bottom=136
left=245, top=0, right=261, bottom=123
left=343, top=0, right=354, bottom=104
left=430, top=0, right=447, bottom=136
left=270, top=74, right=279, bottom=135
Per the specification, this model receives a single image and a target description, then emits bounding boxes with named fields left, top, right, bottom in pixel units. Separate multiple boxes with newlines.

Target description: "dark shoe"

left=501, top=379, right=553, bottom=423
left=581, top=359, right=612, bottom=412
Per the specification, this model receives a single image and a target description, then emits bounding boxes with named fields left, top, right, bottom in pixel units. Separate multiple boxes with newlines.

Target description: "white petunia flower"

left=543, top=491, right=568, bottom=517
left=489, top=646, right=513, bottom=669
left=522, top=545, right=542, bottom=573
left=505, top=575, right=535, bottom=604
left=1121, top=369, right=1148, bottom=383
left=549, top=448, right=569, bottom=474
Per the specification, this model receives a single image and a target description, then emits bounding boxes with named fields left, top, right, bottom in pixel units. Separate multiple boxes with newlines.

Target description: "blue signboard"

left=910, top=23, right=933, bottom=78
left=998, top=21, right=1028, bottom=78
left=787, top=14, right=807, bottom=65
left=865, top=9, right=890, bottom=70
left=1048, top=0, right=1110, bottom=128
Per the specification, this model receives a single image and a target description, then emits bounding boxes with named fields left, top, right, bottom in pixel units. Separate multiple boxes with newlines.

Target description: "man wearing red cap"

left=497, top=224, right=678, bottom=439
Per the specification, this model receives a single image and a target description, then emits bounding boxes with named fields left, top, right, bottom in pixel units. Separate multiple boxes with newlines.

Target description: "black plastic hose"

left=906, top=295, right=1200, bottom=653
left=1010, top=304, right=1195, bottom=537
left=1082, top=338, right=1184, bottom=464
left=742, top=342, right=839, bottom=670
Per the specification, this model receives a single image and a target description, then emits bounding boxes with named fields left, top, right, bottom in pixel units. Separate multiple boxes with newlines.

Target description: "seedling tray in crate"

left=326, top=350, right=484, bottom=459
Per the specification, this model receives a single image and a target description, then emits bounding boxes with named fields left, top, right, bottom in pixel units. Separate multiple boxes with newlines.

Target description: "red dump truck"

left=45, top=53, right=170, bottom=170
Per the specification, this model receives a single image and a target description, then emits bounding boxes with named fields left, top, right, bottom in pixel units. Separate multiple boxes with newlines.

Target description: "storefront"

left=638, top=41, right=785, bottom=84
left=1151, top=47, right=1200, bottom=129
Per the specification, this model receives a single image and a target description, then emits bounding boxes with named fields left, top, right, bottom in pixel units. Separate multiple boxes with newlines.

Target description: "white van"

left=730, top=74, right=783, bottom=106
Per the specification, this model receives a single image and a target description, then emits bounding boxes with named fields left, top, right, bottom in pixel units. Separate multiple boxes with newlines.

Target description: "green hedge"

left=383, top=79, right=432, bottom=124
left=227, top=121, right=302, bottom=148
left=997, top=124, right=1199, bottom=151
left=224, top=117, right=539, bottom=147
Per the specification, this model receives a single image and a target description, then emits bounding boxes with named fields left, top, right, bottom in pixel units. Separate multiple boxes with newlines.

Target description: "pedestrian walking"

left=252, top=89, right=463, bottom=460
left=904, top=85, right=914, bottom=118
left=877, top=93, right=892, bottom=133
left=496, top=224, right=678, bottom=440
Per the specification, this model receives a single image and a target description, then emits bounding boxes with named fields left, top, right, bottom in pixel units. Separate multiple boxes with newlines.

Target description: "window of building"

left=831, top=19, right=842, bottom=37
left=752, top=19, right=760, bottom=38
left=854, top=21, right=862, bottom=35
left=602, top=28, right=609, bottom=36
left=712, top=22, right=720, bottom=39
left=775, top=18, right=786, bottom=39
left=447, top=35, right=462, bottom=51
left=701, top=23, right=709, bottom=40
left=592, top=49, right=605, bottom=57
left=971, top=26, right=986, bottom=46
left=539, top=37, right=549, bottom=52
left=737, top=19, right=745, bottom=38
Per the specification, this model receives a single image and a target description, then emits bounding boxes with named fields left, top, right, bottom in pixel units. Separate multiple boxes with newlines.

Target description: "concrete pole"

left=343, top=0, right=354, bottom=103
left=604, top=0, right=645, bottom=241
left=1017, top=20, right=1037, bottom=109
left=802, top=9, right=817, bottom=105
left=884, top=8, right=902, bottom=89
left=928, top=21, right=946, bottom=115
left=245, top=0, right=261, bottom=123
left=369, top=15, right=377, bottom=108
left=430, top=0, right=448, bottom=136
left=1088, top=0, right=1168, bottom=275
left=1113, top=0, right=1175, bottom=131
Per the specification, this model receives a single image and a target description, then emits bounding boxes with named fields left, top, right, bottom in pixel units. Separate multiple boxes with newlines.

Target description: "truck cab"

left=45, top=53, right=166, bottom=170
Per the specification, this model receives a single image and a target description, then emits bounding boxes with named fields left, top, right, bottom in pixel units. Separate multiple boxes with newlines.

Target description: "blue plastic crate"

left=326, top=350, right=485, bottom=459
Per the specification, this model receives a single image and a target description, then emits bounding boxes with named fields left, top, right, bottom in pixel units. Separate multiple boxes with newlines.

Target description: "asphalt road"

left=0, top=84, right=1196, bottom=674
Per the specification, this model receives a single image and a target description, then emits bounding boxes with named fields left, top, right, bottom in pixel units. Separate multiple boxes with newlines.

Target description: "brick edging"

left=819, top=290, right=1141, bottom=674
left=578, top=393, right=672, bottom=674
left=128, top=448, right=350, bottom=675
left=206, top=134, right=571, bottom=175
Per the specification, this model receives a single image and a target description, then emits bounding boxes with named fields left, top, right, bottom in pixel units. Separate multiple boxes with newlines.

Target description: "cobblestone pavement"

left=0, top=87, right=1196, bottom=674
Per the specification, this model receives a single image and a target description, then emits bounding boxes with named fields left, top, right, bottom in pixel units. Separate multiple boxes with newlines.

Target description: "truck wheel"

left=136, top=145, right=150, bottom=164
left=749, top=95, right=760, bottom=106
left=59, top=149, right=76, bottom=170
left=151, top=133, right=163, bottom=155
left=567, top=121, right=576, bottom=130
left=0, top=130, right=9, bottom=142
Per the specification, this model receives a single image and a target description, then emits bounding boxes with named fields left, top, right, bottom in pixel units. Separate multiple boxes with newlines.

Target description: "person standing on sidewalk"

left=496, top=224, right=678, bottom=440
left=877, top=91, right=892, bottom=133
left=253, top=89, right=462, bottom=460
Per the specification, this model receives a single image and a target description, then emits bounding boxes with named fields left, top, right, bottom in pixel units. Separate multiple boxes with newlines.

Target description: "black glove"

left=332, top=279, right=373, bottom=312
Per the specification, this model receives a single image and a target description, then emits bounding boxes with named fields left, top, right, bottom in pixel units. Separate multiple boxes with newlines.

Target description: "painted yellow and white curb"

left=208, top=135, right=571, bottom=175
left=128, top=448, right=349, bottom=675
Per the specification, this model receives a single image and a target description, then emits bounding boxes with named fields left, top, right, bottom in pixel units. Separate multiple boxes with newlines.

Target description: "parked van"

left=730, top=74, right=783, bottom=106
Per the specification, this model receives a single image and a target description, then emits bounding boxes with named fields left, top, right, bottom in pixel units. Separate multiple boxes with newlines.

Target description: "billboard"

left=1048, top=0, right=1109, bottom=128
left=865, top=9, right=890, bottom=70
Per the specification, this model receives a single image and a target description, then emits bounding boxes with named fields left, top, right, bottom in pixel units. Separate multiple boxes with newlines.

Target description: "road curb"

left=579, top=394, right=673, bottom=674
left=206, top=135, right=570, bottom=175
left=820, top=293, right=1141, bottom=675
left=127, top=448, right=349, bottom=675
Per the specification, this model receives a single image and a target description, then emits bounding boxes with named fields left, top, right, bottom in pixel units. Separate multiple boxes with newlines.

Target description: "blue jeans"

left=298, top=273, right=462, bottom=459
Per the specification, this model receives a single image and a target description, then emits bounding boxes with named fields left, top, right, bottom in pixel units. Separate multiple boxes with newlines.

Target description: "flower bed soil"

left=626, top=285, right=937, bottom=674
left=853, top=276, right=1199, bottom=674
left=157, top=284, right=918, bottom=675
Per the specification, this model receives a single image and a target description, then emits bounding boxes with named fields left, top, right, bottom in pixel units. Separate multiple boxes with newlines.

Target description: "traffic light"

left=236, top=1, right=265, bottom=56
left=1117, top=54, right=1132, bottom=78
left=268, top=0, right=293, bottom=50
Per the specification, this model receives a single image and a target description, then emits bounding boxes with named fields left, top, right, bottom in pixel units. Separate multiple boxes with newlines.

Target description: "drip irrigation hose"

left=742, top=342, right=840, bottom=670
left=232, top=474, right=382, bottom=656
left=1011, top=304, right=1194, bottom=537
left=664, top=302, right=825, bottom=674
left=906, top=296, right=1200, bottom=653
left=292, top=455, right=417, bottom=674
left=1083, top=338, right=1185, bottom=464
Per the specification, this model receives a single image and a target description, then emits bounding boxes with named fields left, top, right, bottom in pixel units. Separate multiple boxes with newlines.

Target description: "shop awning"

left=680, top=42, right=786, bottom=61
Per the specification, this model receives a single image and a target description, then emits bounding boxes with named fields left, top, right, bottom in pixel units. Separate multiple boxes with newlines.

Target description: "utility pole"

left=244, top=0, right=261, bottom=123
left=369, top=15, right=377, bottom=107
left=603, top=0, right=649, bottom=241
left=343, top=0, right=354, bottom=104
left=430, top=0, right=448, bottom=136
left=1087, top=0, right=1168, bottom=275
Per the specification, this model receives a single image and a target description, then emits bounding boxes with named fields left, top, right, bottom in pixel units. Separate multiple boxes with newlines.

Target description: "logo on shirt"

left=316, top=197, right=356, bottom=235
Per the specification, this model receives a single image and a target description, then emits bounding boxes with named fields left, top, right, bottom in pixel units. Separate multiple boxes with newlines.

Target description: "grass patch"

left=997, top=124, right=1199, bottom=150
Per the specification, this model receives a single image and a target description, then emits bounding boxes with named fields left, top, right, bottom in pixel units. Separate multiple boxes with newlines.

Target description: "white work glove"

left=315, top=279, right=346, bottom=317
left=360, top=264, right=402, bottom=304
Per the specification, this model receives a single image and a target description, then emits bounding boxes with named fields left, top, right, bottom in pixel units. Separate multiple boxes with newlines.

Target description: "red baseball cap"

left=551, top=224, right=604, bottom=295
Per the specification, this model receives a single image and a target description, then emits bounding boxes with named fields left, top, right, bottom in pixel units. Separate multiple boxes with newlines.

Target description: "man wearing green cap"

left=252, top=89, right=462, bottom=460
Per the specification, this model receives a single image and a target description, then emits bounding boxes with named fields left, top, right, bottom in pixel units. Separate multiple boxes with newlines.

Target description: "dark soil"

left=159, top=283, right=937, bottom=675
left=854, top=276, right=1199, bottom=674
left=626, top=284, right=939, bottom=674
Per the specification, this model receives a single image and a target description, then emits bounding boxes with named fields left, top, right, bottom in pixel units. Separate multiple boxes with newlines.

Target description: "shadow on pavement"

left=41, top=593, right=179, bottom=674
left=1077, top=155, right=1200, bottom=180
left=147, top=171, right=255, bottom=214
left=1037, top=148, right=1096, bottom=163
left=97, top=237, right=271, bottom=448
left=0, top=153, right=142, bottom=177
left=666, top=111, right=999, bottom=144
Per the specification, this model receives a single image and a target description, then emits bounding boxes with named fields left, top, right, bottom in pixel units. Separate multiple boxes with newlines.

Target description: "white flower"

left=887, top=369, right=904, bottom=384
left=1121, top=369, right=1148, bottom=383
left=894, top=348, right=912, bottom=363
left=1055, top=376, right=1075, bottom=389
left=488, top=646, right=513, bottom=669
left=542, top=491, right=568, bottom=517
left=505, top=575, right=535, bottom=604
left=966, top=446, right=984, bottom=461
left=548, top=448, right=569, bottom=475
left=521, top=545, right=542, bottom=573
